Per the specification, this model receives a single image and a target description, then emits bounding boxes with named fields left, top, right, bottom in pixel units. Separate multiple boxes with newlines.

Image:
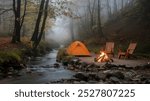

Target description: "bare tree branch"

left=0, top=8, right=12, bottom=15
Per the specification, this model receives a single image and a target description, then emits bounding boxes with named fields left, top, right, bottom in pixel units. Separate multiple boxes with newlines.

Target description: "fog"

left=45, top=0, right=131, bottom=44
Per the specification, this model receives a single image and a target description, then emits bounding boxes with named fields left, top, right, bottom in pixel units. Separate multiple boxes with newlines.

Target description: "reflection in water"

left=0, top=50, right=75, bottom=84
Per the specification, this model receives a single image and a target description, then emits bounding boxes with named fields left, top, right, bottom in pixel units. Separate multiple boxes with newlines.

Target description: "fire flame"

left=97, top=51, right=109, bottom=62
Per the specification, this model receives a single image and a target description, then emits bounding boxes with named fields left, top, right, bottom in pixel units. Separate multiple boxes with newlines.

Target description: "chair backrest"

left=127, top=43, right=137, bottom=54
left=105, top=42, right=114, bottom=53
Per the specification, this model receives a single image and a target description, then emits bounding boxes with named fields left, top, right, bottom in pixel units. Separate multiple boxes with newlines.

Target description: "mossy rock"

left=57, top=48, right=75, bottom=62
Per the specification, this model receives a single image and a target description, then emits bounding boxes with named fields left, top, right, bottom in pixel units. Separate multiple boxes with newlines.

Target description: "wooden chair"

left=118, top=43, right=137, bottom=59
left=105, top=42, right=115, bottom=57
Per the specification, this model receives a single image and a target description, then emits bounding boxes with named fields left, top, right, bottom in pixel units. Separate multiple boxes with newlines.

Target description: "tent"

left=67, top=41, right=90, bottom=56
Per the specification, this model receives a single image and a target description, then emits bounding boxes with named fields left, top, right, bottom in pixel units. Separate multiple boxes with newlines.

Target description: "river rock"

left=142, top=64, right=150, bottom=69
left=74, top=81, right=81, bottom=84
left=104, top=63, right=118, bottom=68
left=109, top=76, right=120, bottom=83
left=97, top=73, right=106, bottom=81
left=62, top=61, right=68, bottom=66
left=144, top=79, right=150, bottom=84
left=8, top=67, right=14, bottom=72
left=54, top=63, right=60, bottom=68
left=87, top=63, right=95, bottom=68
left=80, top=81, right=87, bottom=84
left=71, top=58, right=80, bottom=65
left=106, top=71, right=125, bottom=79
left=74, top=72, right=88, bottom=81
left=88, top=73, right=100, bottom=81
left=88, top=80, right=98, bottom=84
left=7, top=72, right=13, bottom=75
left=68, top=66, right=75, bottom=70
left=80, top=62, right=88, bottom=68
left=124, top=70, right=136, bottom=79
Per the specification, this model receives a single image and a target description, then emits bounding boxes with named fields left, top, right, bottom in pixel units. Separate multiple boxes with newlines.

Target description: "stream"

left=0, top=50, right=75, bottom=84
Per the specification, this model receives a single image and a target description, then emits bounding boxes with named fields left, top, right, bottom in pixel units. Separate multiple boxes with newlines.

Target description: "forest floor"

left=0, top=37, right=22, bottom=50
left=0, top=37, right=12, bottom=49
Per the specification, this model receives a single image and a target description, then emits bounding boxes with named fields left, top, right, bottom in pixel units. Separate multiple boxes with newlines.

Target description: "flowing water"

left=0, top=50, right=75, bottom=84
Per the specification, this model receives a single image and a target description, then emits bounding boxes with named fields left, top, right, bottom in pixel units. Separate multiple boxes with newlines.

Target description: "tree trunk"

left=106, top=0, right=111, bottom=18
left=88, top=0, right=96, bottom=32
left=97, top=0, right=104, bottom=37
left=121, top=0, right=124, bottom=9
left=31, top=0, right=45, bottom=42
left=113, top=0, right=117, bottom=13
left=16, top=0, right=21, bottom=42
left=12, top=0, right=27, bottom=43
left=33, top=0, right=49, bottom=50
left=70, top=18, right=74, bottom=42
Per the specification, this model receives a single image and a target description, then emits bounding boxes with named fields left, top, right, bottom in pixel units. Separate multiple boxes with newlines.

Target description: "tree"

left=12, top=0, right=27, bottom=43
left=121, top=0, right=124, bottom=9
left=31, top=0, right=50, bottom=50
left=106, top=0, right=112, bottom=18
left=97, top=0, right=104, bottom=37
left=113, top=0, right=117, bottom=13
left=88, top=0, right=96, bottom=31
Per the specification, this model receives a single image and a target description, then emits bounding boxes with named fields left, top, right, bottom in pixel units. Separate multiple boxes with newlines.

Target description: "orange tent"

left=67, top=41, right=90, bottom=56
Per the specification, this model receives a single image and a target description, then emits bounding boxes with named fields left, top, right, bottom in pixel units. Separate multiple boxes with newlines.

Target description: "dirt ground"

left=0, top=37, right=17, bottom=50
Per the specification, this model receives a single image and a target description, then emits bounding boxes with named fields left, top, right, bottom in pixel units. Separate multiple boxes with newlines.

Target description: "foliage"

left=136, top=0, right=150, bottom=26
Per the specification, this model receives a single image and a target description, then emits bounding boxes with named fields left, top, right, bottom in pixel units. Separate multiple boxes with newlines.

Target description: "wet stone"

left=74, top=81, right=81, bottom=84
left=54, top=63, right=60, bottom=68
left=8, top=72, right=13, bottom=75
left=81, top=62, right=88, bottom=68
left=74, top=72, right=88, bottom=81
left=109, top=76, right=120, bottom=83
left=98, top=73, right=106, bottom=80
left=80, top=81, right=87, bottom=84
left=88, top=73, right=100, bottom=81
left=106, top=71, right=125, bottom=80
left=124, top=71, right=136, bottom=79
left=88, top=80, right=98, bottom=84
left=144, top=79, right=150, bottom=84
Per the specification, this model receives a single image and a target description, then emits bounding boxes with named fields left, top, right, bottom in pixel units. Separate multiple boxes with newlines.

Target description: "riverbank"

left=51, top=57, right=150, bottom=84
left=0, top=37, right=52, bottom=79
left=54, top=48, right=150, bottom=84
left=0, top=50, right=74, bottom=84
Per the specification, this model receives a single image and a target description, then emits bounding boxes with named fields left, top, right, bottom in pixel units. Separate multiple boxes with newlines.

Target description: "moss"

left=0, top=49, right=22, bottom=64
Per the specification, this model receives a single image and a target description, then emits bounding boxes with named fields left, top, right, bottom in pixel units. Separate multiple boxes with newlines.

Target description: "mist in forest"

left=46, top=0, right=132, bottom=44
left=0, top=0, right=134, bottom=44
left=47, top=16, right=72, bottom=44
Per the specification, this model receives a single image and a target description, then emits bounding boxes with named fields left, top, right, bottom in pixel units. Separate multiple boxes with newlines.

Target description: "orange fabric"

left=67, top=41, right=90, bottom=56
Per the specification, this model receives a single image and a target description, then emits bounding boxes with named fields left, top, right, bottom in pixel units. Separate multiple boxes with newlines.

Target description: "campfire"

left=95, top=51, right=113, bottom=62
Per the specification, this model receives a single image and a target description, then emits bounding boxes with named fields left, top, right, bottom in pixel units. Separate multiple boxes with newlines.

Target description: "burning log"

left=95, top=51, right=113, bottom=63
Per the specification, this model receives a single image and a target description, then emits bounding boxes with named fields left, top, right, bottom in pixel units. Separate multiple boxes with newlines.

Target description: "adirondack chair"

left=118, top=43, right=137, bottom=59
left=105, top=42, right=115, bottom=57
